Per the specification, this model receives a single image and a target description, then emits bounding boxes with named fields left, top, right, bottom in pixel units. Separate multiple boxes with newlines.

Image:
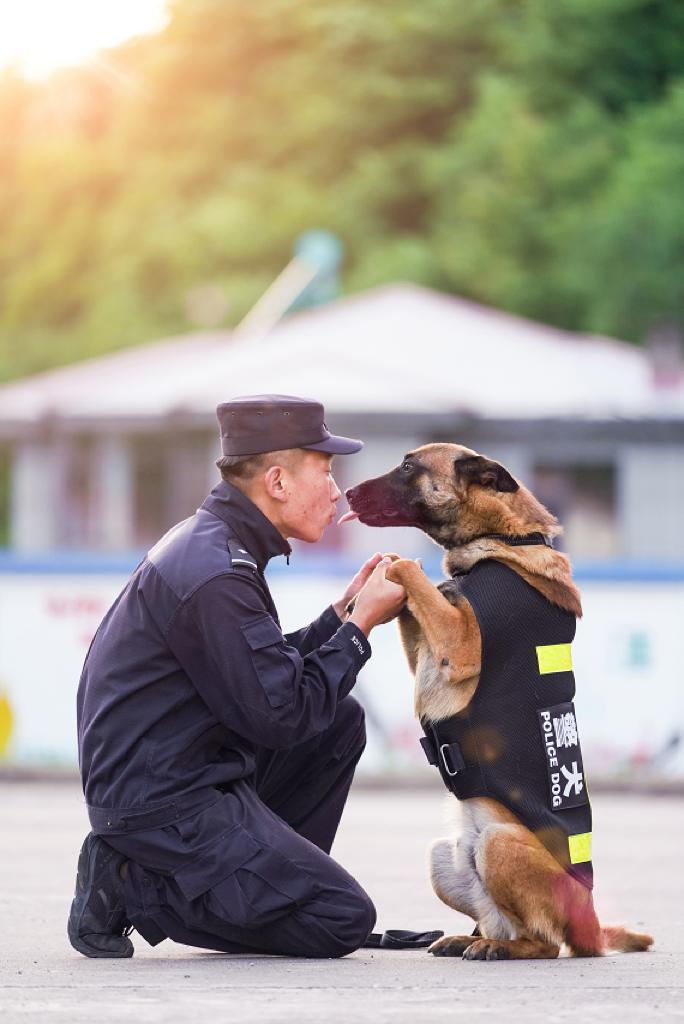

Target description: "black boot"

left=67, top=833, right=134, bottom=958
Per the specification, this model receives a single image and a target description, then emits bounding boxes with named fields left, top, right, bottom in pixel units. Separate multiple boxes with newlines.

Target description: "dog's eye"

left=400, top=462, right=412, bottom=473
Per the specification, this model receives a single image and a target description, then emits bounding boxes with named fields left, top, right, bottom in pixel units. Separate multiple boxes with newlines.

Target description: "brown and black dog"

left=343, top=443, right=653, bottom=961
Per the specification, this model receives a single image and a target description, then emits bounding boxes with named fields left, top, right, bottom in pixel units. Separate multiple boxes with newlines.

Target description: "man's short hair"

left=216, top=449, right=304, bottom=485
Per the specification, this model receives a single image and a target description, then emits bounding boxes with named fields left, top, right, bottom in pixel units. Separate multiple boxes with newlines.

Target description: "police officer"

left=68, top=394, right=406, bottom=959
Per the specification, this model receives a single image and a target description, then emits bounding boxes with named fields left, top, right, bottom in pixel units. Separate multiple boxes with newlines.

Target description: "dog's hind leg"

left=471, top=822, right=601, bottom=960
left=476, top=825, right=652, bottom=957
left=428, top=836, right=516, bottom=958
left=429, top=837, right=480, bottom=919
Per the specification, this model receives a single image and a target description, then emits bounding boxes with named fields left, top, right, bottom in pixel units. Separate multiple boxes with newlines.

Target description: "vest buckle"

left=439, top=742, right=465, bottom=777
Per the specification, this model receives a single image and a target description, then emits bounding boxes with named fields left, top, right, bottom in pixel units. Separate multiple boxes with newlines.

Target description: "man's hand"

left=332, top=553, right=385, bottom=620
left=348, top=557, right=407, bottom=637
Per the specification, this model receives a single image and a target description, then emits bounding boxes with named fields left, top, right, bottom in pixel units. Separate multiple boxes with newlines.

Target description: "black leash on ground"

left=362, top=929, right=444, bottom=949
left=362, top=926, right=480, bottom=950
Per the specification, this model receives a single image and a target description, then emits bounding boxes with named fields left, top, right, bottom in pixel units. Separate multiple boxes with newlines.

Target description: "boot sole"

left=68, top=914, right=134, bottom=958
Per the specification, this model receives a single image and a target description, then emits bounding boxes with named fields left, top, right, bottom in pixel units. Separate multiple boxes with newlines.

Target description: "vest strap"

left=420, top=723, right=468, bottom=796
left=420, top=720, right=488, bottom=800
left=419, top=735, right=438, bottom=766
left=421, top=734, right=467, bottom=776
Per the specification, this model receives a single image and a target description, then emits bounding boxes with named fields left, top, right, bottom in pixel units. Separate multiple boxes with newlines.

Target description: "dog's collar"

left=448, top=533, right=552, bottom=578
left=475, top=532, right=552, bottom=548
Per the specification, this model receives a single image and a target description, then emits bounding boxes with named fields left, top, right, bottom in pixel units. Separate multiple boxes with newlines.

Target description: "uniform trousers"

left=106, top=696, right=376, bottom=957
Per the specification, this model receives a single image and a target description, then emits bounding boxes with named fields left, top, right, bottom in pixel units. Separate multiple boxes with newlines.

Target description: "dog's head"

left=343, top=443, right=559, bottom=550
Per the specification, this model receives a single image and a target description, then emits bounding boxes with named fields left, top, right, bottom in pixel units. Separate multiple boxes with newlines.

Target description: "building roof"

left=1, top=284, right=682, bottom=435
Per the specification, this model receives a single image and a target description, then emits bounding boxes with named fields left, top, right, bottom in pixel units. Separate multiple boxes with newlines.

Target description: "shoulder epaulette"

left=227, top=539, right=258, bottom=571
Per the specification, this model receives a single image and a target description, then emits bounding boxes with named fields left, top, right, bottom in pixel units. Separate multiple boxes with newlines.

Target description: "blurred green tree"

left=1, top=0, right=684, bottom=381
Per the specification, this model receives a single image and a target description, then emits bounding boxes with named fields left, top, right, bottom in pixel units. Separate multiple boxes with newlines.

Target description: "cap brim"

left=302, top=434, right=364, bottom=455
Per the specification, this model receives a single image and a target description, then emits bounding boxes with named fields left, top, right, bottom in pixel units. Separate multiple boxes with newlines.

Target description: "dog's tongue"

left=337, top=510, right=360, bottom=525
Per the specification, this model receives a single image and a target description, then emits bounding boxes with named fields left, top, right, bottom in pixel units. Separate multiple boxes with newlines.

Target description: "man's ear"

left=263, top=464, right=287, bottom=501
left=455, top=455, right=519, bottom=493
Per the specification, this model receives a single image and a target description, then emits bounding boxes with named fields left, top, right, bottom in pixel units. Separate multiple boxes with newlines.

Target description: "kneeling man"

left=69, top=394, right=405, bottom=958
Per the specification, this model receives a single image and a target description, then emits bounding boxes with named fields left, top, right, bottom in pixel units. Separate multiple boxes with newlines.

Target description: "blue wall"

left=1, top=550, right=684, bottom=582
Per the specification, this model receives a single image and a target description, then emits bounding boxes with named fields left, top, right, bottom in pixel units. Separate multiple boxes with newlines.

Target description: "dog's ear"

left=455, top=455, right=519, bottom=493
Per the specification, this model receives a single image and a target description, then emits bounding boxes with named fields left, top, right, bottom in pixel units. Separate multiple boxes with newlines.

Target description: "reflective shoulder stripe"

left=227, top=538, right=257, bottom=571
left=536, top=642, right=573, bottom=675
left=568, top=832, right=592, bottom=864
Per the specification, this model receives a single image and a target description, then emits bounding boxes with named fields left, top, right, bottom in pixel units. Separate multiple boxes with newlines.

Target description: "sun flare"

left=0, top=1, right=169, bottom=79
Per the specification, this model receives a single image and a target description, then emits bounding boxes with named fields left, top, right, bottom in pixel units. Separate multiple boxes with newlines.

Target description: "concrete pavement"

left=0, top=783, right=682, bottom=1023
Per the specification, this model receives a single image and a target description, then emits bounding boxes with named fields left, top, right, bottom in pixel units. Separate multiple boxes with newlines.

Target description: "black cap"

left=217, top=394, right=364, bottom=456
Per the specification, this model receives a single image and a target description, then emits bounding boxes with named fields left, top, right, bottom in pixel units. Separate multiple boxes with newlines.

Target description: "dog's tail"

left=601, top=925, right=654, bottom=953
left=563, top=886, right=653, bottom=956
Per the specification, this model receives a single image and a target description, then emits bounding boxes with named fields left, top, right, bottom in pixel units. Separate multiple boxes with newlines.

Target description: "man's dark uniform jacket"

left=76, top=480, right=376, bottom=956
left=78, top=480, right=371, bottom=828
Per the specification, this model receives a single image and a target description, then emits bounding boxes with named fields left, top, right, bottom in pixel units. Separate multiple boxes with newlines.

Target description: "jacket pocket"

left=241, top=616, right=299, bottom=709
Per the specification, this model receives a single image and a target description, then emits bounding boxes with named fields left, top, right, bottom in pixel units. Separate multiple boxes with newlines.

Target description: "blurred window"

left=166, top=432, right=216, bottom=528
left=0, top=449, right=10, bottom=547
left=131, top=432, right=214, bottom=548
left=59, top=436, right=96, bottom=548
left=532, top=463, right=618, bottom=560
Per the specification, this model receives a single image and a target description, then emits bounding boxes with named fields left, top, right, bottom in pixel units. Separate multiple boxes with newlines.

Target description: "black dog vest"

left=420, top=559, right=593, bottom=889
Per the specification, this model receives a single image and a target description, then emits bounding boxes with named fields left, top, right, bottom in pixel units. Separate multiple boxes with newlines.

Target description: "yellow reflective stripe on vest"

left=536, top=643, right=573, bottom=675
left=568, top=832, right=592, bottom=864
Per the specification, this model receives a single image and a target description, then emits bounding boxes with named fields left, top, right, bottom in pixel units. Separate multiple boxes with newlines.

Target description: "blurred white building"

left=1, top=283, right=683, bottom=564
left=1, top=284, right=683, bottom=777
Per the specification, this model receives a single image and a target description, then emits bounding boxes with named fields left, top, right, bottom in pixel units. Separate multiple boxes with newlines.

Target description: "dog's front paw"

left=385, top=558, right=423, bottom=587
left=462, top=939, right=511, bottom=961
left=428, top=934, right=477, bottom=958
